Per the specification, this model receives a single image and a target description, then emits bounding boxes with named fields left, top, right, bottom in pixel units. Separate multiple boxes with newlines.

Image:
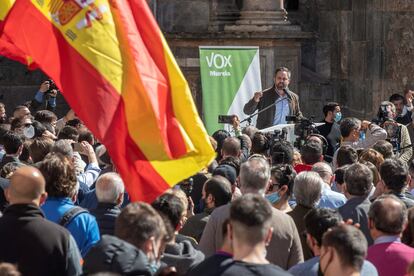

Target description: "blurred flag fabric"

left=0, top=0, right=215, bottom=202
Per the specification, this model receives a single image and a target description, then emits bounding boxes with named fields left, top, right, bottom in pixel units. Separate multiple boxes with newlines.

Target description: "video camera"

left=373, top=104, right=402, bottom=153
left=286, top=115, right=319, bottom=149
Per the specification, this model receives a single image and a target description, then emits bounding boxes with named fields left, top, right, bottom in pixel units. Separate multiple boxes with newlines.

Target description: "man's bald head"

left=8, top=166, right=46, bottom=205
left=368, top=194, right=407, bottom=235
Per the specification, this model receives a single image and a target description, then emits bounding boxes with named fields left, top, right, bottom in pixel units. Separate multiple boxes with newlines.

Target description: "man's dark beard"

left=276, top=83, right=286, bottom=90
left=0, top=117, right=7, bottom=124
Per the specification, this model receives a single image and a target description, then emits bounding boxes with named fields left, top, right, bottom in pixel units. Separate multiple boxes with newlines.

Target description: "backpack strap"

left=59, top=206, right=89, bottom=227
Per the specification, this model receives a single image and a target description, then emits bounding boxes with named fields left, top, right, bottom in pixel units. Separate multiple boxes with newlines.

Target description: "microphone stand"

left=240, top=100, right=283, bottom=125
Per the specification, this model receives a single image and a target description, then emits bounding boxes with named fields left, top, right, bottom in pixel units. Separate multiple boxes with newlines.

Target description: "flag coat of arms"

left=0, top=0, right=215, bottom=202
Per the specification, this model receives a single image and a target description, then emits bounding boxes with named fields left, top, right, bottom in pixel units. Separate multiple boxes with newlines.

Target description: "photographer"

left=31, top=80, right=58, bottom=112
left=377, top=101, right=412, bottom=163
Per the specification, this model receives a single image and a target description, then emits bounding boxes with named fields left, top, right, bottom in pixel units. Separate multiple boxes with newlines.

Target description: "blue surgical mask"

left=265, top=192, right=281, bottom=204
left=359, top=131, right=366, bottom=141
left=334, top=112, right=342, bottom=123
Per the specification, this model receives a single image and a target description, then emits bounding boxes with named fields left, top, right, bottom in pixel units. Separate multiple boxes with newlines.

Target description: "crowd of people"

left=0, top=76, right=413, bottom=276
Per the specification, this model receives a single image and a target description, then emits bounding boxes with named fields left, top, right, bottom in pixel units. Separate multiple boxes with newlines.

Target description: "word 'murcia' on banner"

left=0, top=0, right=215, bottom=202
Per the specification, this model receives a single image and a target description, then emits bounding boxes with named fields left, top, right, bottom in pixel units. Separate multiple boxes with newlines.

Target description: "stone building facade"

left=0, top=0, right=413, bottom=122
left=151, top=0, right=414, bottom=121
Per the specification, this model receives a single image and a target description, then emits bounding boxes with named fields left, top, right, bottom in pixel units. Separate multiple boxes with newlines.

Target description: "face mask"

left=334, top=112, right=342, bottom=122
left=148, top=239, right=161, bottom=273
left=359, top=130, right=366, bottom=141
left=265, top=192, right=281, bottom=204
left=23, top=125, right=35, bottom=139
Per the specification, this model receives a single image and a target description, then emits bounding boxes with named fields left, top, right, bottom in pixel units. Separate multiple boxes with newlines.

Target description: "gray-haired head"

left=312, top=162, right=333, bottom=185
left=51, top=139, right=74, bottom=158
left=239, top=157, right=270, bottom=195
left=96, top=173, right=125, bottom=205
left=293, top=171, right=323, bottom=208
left=340, top=117, right=361, bottom=138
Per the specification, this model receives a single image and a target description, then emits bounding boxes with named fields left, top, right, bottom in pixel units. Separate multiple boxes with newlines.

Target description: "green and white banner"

left=199, top=46, right=262, bottom=134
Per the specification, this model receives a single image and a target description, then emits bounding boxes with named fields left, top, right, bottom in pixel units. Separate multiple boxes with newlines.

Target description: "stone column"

left=225, top=0, right=296, bottom=32
left=209, top=0, right=240, bottom=32
left=240, top=0, right=287, bottom=24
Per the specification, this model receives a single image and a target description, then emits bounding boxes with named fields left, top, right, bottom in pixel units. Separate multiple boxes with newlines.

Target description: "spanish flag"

left=0, top=0, right=215, bottom=202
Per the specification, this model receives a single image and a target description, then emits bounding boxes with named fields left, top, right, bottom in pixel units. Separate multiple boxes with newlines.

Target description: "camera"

left=177, top=177, right=194, bottom=197
left=373, top=104, right=392, bottom=125
left=46, top=79, right=59, bottom=97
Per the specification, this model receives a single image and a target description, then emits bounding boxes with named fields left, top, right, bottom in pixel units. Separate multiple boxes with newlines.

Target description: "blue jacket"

left=42, top=197, right=100, bottom=257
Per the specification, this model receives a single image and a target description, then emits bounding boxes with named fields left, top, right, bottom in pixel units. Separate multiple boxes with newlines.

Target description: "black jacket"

left=0, top=204, right=81, bottom=276
left=162, top=239, right=205, bottom=275
left=243, top=86, right=302, bottom=129
left=83, top=235, right=153, bottom=276
left=90, top=202, right=121, bottom=236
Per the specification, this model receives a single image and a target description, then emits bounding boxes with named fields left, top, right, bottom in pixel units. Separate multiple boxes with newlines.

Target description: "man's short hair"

left=312, top=162, right=333, bottom=185
left=29, top=138, right=54, bottom=163
left=380, top=158, right=408, bottom=192
left=242, top=126, right=258, bottom=141
left=300, top=141, right=322, bottom=165
left=230, top=194, right=273, bottom=246
left=34, top=110, right=57, bottom=124
left=239, top=158, right=270, bottom=193
left=368, top=194, right=407, bottom=235
left=204, top=176, right=232, bottom=207
left=57, top=126, right=79, bottom=142
left=2, top=131, right=22, bottom=154
left=389, top=93, right=405, bottom=103
left=344, top=163, right=373, bottom=196
left=271, top=140, right=294, bottom=165
left=293, top=171, right=322, bottom=208
left=340, top=117, right=361, bottom=138
left=323, top=102, right=340, bottom=117
left=336, top=146, right=358, bottom=168
left=78, top=130, right=94, bottom=145
left=38, top=153, right=77, bottom=198
left=305, top=208, right=343, bottom=246
left=373, top=140, right=394, bottom=159
left=115, top=202, right=166, bottom=250
left=322, top=224, right=367, bottom=271
left=274, top=67, right=291, bottom=79
left=221, top=137, right=241, bottom=157
left=51, top=140, right=74, bottom=158
left=152, top=192, right=185, bottom=230
left=96, top=173, right=125, bottom=204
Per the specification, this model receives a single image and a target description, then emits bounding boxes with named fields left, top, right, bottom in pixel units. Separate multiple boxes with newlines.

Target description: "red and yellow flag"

left=0, top=0, right=215, bottom=202
left=0, top=0, right=35, bottom=67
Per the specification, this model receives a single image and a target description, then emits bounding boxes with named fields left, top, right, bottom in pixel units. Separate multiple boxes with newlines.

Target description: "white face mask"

left=23, top=125, right=35, bottom=139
